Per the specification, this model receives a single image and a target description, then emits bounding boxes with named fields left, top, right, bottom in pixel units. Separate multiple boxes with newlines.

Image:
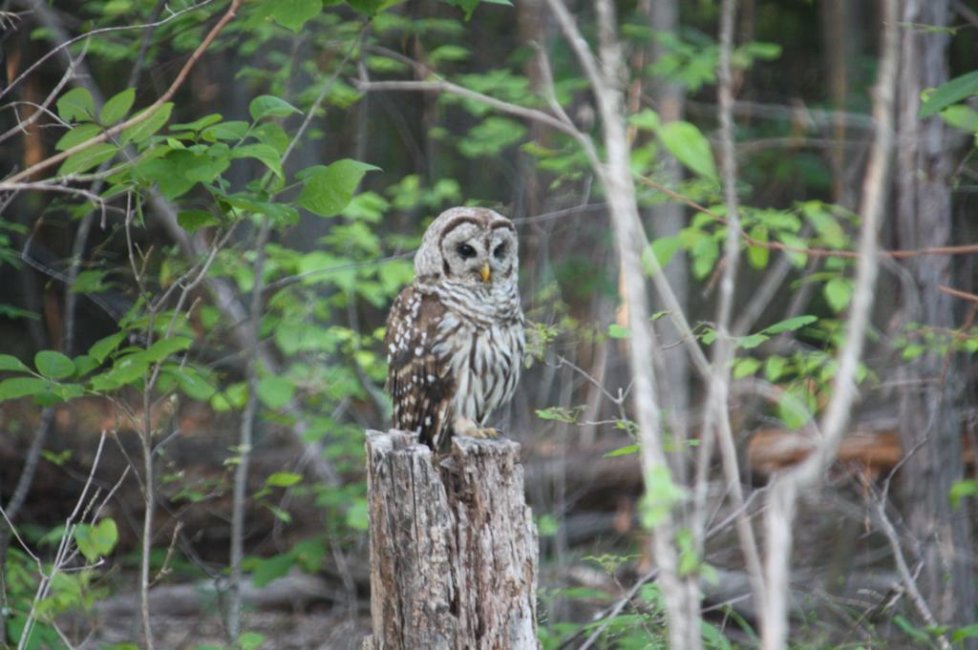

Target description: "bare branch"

left=761, top=0, right=899, bottom=646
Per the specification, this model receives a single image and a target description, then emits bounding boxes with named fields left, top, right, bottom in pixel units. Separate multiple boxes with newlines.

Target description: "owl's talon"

left=467, top=426, right=498, bottom=440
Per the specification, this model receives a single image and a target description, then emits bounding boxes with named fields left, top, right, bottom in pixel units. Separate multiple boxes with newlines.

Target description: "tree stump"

left=362, top=430, right=538, bottom=650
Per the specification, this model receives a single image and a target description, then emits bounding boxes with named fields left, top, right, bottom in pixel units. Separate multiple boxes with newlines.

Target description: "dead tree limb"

left=362, top=430, right=538, bottom=650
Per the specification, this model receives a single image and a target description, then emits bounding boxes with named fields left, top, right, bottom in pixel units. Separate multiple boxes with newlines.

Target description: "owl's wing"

left=385, top=285, right=455, bottom=449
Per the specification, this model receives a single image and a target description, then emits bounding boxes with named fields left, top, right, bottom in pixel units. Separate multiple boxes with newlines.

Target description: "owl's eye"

left=493, top=243, right=507, bottom=259
left=457, top=243, right=477, bottom=259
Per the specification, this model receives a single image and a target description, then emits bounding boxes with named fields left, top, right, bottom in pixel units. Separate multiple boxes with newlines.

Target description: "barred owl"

left=385, top=207, right=524, bottom=451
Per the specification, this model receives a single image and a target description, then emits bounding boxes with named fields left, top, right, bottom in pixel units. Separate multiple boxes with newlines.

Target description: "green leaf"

left=774, top=232, right=808, bottom=267
left=100, top=88, right=135, bottom=125
left=249, top=553, right=294, bottom=587
left=257, top=375, right=294, bottom=409
left=58, top=143, right=118, bottom=176
left=737, top=333, right=768, bottom=349
left=35, top=350, right=75, bottom=379
left=733, top=357, right=761, bottom=379
left=0, top=377, right=49, bottom=400
left=239, top=632, right=265, bottom=650
left=939, top=104, right=978, bottom=133
left=429, top=44, right=470, bottom=63
left=120, top=102, right=173, bottom=145
left=71, top=269, right=112, bottom=294
left=55, top=123, right=101, bottom=151
left=643, top=235, right=681, bottom=274
left=604, top=444, right=640, bottom=458
left=952, top=623, right=978, bottom=643
left=607, top=323, right=631, bottom=339
left=249, top=95, right=300, bottom=121
left=0, top=354, right=30, bottom=373
left=777, top=389, right=809, bottom=429
left=270, top=0, right=322, bottom=31
left=202, top=120, right=250, bottom=142
left=345, top=498, right=369, bottom=531
left=823, top=277, right=852, bottom=312
left=747, top=224, right=769, bottom=269
left=57, top=87, right=95, bottom=122
left=230, top=143, right=284, bottom=179
left=802, top=202, right=847, bottom=249
left=297, top=159, right=380, bottom=217
left=88, top=332, right=126, bottom=363
left=764, top=355, right=787, bottom=381
left=73, top=518, right=118, bottom=563
left=893, top=614, right=931, bottom=643
left=170, top=113, right=223, bottom=132
left=182, top=146, right=231, bottom=183
left=172, top=367, right=215, bottom=401
left=178, top=209, right=220, bottom=233
left=657, top=120, right=717, bottom=182
left=763, top=314, right=817, bottom=335
left=265, top=471, right=303, bottom=488
left=628, top=108, right=661, bottom=132
left=639, top=466, right=685, bottom=528
left=949, top=479, right=978, bottom=509
left=142, top=336, right=192, bottom=363
left=919, top=70, right=978, bottom=118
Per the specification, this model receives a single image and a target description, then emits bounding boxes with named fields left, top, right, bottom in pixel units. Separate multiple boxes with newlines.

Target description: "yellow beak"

left=480, top=262, right=491, bottom=284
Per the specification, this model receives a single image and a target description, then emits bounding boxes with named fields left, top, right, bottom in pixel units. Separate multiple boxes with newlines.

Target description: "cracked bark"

left=362, top=431, right=538, bottom=650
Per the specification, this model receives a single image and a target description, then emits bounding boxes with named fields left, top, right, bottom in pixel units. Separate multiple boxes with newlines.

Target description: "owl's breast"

left=435, top=310, right=524, bottom=425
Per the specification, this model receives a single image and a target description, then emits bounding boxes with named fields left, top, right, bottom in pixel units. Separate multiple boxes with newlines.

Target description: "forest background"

left=1, top=0, right=978, bottom=648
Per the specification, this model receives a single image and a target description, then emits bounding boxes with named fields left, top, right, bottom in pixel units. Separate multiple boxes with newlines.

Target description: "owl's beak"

left=480, top=262, right=491, bottom=283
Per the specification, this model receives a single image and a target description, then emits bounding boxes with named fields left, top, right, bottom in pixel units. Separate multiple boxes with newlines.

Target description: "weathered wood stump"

left=362, top=430, right=538, bottom=650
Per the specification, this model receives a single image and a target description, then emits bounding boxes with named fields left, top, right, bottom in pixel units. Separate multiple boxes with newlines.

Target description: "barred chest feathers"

left=432, top=283, right=524, bottom=426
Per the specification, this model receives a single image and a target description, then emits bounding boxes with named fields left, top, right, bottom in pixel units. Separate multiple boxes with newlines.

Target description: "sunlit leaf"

left=74, top=518, right=118, bottom=563
left=657, top=120, right=718, bottom=182
left=763, top=315, right=817, bottom=334
left=747, top=224, right=769, bottom=269
left=919, top=70, right=978, bottom=118
left=297, top=159, right=380, bottom=217
left=265, top=471, right=303, bottom=488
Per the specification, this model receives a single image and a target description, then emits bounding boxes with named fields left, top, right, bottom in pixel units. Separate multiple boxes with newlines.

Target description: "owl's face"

left=415, top=207, right=518, bottom=288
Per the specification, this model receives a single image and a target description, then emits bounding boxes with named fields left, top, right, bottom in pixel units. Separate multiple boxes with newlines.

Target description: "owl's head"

left=415, top=207, right=518, bottom=287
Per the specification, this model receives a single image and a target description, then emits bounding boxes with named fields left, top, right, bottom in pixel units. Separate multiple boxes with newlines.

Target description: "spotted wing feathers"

left=385, top=285, right=454, bottom=449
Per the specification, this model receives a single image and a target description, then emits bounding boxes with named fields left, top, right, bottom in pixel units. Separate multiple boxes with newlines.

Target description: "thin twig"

left=870, top=491, right=951, bottom=650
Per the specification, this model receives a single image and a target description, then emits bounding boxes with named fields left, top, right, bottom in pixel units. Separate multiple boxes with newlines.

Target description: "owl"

left=385, top=207, right=525, bottom=451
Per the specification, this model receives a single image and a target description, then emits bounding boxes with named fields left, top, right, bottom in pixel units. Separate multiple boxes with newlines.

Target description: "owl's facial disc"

left=440, top=223, right=494, bottom=285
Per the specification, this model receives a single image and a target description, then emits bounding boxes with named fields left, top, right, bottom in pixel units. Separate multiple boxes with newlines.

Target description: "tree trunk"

left=646, top=0, right=691, bottom=476
left=362, top=431, right=538, bottom=650
left=893, top=0, right=976, bottom=633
